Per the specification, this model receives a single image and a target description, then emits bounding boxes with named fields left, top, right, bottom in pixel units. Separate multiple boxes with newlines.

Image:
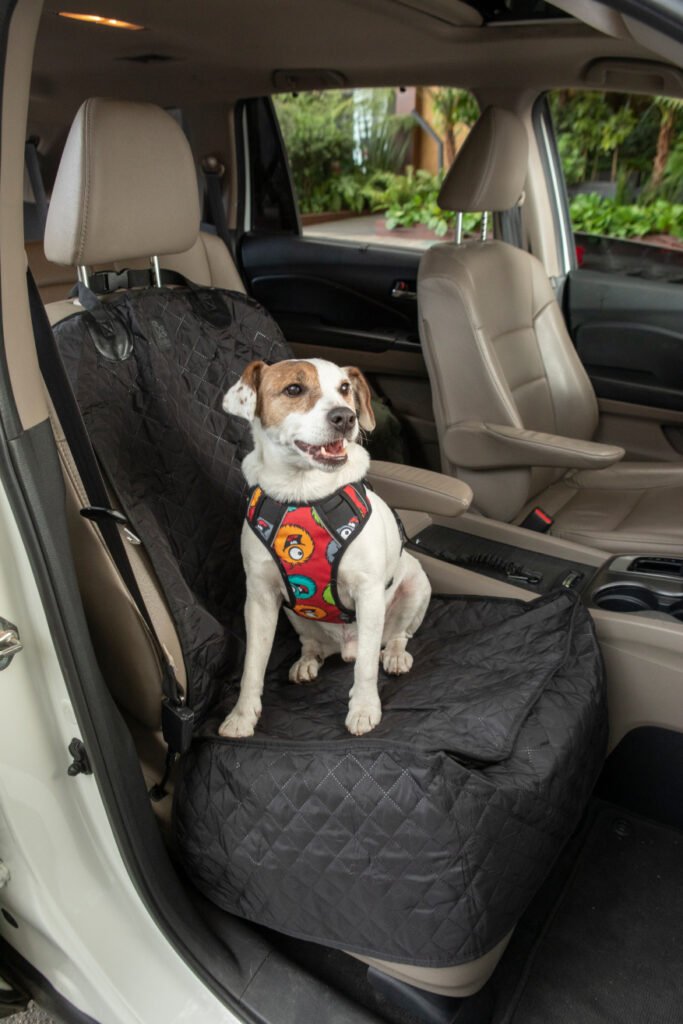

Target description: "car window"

left=272, top=86, right=482, bottom=251
left=549, top=89, right=683, bottom=278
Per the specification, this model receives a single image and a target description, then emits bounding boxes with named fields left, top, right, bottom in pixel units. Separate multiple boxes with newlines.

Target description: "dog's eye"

left=340, top=382, right=351, bottom=396
left=284, top=384, right=303, bottom=397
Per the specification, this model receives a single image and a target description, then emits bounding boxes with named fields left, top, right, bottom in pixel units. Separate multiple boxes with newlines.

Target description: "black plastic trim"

left=597, top=727, right=683, bottom=829
left=585, top=374, right=683, bottom=411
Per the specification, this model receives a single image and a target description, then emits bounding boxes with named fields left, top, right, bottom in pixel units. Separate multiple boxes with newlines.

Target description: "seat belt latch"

left=161, top=697, right=195, bottom=755
left=520, top=507, right=554, bottom=533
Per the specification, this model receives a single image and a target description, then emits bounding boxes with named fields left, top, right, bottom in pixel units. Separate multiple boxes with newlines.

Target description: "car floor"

left=263, top=799, right=683, bottom=1024
left=500, top=803, right=683, bottom=1024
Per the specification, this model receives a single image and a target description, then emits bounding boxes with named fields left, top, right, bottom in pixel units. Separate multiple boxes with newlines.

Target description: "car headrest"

left=438, top=106, right=528, bottom=213
left=44, top=98, right=200, bottom=267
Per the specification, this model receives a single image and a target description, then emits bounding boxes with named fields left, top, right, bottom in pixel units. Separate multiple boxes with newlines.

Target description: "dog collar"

left=245, top=480, right=372, bottom=624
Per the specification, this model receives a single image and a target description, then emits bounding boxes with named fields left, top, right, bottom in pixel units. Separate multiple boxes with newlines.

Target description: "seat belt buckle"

left=161, top=698, right=194, bottom=755
left=520, top=507, right=554, bottom=533
left=80, top=505, right=142, bottom=545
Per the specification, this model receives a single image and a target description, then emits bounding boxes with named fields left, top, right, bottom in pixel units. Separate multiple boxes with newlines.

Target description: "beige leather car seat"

left=418, top=106, right=683, bottom=555
left=41, top=97, right=505, bottom=999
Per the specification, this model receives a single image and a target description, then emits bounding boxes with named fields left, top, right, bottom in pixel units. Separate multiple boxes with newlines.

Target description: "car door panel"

left=241, top=232, right=421, bottom=347
left=594, top=398, right=683, bottom=463
left=565, top=267, right=683, bottom=459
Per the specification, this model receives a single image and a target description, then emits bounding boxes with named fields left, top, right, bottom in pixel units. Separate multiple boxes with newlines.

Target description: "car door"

left=541, top=88, right=683, bottom=462
left=235, top=91, right=470, bottom=471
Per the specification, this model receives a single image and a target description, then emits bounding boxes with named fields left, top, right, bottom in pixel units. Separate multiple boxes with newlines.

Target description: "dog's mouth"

left=295, top=438, right=348, bottom=466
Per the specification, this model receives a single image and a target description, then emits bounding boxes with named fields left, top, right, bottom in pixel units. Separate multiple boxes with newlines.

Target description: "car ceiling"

left=29, top=0, right=677, bottom=156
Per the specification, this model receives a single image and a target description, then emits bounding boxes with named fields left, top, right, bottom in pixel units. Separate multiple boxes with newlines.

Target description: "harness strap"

left=246, top=481, right=373, bottom=623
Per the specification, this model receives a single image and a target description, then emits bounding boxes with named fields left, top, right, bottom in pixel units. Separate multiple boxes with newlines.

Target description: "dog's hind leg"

left=381, top=555, right=431, bottom=676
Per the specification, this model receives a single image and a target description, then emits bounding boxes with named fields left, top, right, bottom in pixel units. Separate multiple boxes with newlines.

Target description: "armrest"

left=443, top=421, right=624, bottom=470
left=368, top=461, right=472, bottom=517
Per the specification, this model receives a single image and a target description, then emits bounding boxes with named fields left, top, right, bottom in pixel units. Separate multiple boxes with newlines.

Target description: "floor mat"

left=506, top=805, right=683, bottom=1024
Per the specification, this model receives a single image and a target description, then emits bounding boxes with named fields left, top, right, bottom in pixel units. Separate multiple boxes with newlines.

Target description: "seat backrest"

left=418, top=106, right=599, bottom=522
left=41, top=98, right=250, bottom=739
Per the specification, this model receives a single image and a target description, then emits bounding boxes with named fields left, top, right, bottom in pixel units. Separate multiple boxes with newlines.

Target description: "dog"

left=218, top=358, right=431, bottom=738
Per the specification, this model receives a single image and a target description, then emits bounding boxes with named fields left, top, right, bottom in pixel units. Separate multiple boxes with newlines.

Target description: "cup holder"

left=593, top=584, right=661, bottom=614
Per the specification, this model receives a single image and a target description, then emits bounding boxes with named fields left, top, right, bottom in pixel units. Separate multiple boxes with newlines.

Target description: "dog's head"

left=223, top=358, right=375, bottom=471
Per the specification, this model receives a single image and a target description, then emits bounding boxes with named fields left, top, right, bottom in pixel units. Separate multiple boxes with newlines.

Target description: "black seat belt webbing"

left=27, top=271, right=192, bottom=780
left=24, top=139, right=49, bottom=235
left=201, top=157, right=236, bottom=259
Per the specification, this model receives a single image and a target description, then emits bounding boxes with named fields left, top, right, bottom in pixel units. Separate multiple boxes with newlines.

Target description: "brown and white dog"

left=218, top=358, right=431, bottom=738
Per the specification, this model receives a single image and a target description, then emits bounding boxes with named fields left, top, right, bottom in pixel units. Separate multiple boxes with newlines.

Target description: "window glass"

left=549, top=89, right=683, bottom=274
left=273, top=87, right=481, bottom=250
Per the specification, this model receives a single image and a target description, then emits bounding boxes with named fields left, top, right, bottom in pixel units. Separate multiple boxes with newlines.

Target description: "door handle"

left=391, top=281, right=417, bottom=301
left=0, top=619, right=23, bottom=670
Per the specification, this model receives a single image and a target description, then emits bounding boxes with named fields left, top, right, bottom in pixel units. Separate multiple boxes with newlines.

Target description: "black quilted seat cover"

left=53, top=286, right=607, bottom=968
left=54, top=286, right=291, bottom=723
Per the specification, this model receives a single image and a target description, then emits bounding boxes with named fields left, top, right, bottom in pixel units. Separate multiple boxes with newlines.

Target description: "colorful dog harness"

left=245, top=481, right=373, bottom=624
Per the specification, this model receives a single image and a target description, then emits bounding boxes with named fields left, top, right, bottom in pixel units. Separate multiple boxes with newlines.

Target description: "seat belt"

left=27, top=270, right=194, bottom=794
left=201, top=155, right=236, bottom=259
left=24, top=139, right=49, bottom=236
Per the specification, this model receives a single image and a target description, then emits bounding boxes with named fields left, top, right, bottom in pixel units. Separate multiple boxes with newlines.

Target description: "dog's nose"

left=327, top=406, right=357, bottom=434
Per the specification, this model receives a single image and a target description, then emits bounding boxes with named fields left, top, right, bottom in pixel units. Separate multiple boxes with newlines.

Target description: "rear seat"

left=40, top=96, right=510, bottom=999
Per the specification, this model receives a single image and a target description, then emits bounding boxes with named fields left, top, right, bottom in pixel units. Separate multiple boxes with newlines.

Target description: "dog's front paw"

left=382, top=644, right=413, bottom=676
left=218, top=704, right=261, bottom=739
left=346, top=702, right=382, bottom=736
left=289, top=656, right=321, bottom=684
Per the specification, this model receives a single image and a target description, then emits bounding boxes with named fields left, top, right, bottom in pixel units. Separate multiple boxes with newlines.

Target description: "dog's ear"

left=223, top=360, right=266, bottom=422
left=344, top=366, right=375, bottom=432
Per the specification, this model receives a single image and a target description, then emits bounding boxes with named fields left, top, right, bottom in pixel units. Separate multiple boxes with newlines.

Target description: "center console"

left=411, top=524, right=597, bottom=597
left=590, top=556, right=683, bottom=622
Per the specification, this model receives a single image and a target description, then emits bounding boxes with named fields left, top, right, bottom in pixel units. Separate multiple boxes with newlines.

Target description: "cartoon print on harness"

left=219, top=357, right=432, bottom=738
left=246, top=481, right=372, bottom=625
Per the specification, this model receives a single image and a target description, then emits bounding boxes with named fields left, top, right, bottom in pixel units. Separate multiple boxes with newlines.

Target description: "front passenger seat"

left=418, top=106, right=683, bottom=555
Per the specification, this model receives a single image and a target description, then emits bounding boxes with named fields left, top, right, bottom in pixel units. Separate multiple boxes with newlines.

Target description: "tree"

left=651, top=96, right=683, bottom=190
left=428, top=88, right=479, bottom=165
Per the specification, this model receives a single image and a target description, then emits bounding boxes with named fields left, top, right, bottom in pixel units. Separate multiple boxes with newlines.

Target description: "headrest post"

left=455, top=212, right=463, bottom=246
left=481, top=211, right=489, bottom=242
left=151, top=255, right=162, bottom=288
left=77, top=265, right=90, bottom=288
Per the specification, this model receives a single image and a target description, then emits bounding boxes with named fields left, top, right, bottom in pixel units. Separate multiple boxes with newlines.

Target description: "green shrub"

left=570, top=192, right=683, bottom=239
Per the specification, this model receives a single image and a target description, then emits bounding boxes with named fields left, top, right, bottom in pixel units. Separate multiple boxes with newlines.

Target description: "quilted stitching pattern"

left=55, top=286, right=291, bottom=723
left=54, top=287, right=607, bottom=967
left=175, top=591, right=605, bottom=967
